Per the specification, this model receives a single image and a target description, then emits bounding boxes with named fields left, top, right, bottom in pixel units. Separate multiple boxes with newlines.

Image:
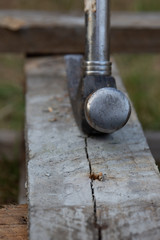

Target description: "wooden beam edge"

left=0, top=10, right=159, bottom=53
left=0, top=204, right=28, bottom=240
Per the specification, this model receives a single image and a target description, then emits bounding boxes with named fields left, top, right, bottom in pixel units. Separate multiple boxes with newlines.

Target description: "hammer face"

left=65, top=54, right=116, bottom=135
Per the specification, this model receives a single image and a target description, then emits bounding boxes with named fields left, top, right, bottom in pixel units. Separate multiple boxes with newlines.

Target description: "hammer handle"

left=84, top=0, right=111, bottom=76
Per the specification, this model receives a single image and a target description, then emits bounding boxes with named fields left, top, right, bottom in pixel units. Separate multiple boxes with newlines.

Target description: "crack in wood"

left=85, top=137, right=102, bottom=240
left=26, top=56, right=160, bottom=240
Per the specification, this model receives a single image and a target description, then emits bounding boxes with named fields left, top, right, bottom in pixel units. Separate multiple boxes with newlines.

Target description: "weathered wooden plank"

left=25, top=57, right=98, bottom=240
left=86, top=63, right=160, bottom=239
left=1, top=10, right=160, bottom=53
left=25, top=56, right=160, bottom=240
left=0, top=204, right=28, bottom=240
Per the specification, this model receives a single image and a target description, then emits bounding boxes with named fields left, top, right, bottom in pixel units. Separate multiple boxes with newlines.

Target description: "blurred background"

left=0, top=0, right=159, bottom=204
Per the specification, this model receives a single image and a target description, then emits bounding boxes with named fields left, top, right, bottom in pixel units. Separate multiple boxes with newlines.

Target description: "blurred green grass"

left=0, top=157, right=19, bottom=204
left=0, top=54, right=24, bottom=204
left=0, top=54, right=24, bottom=130
left=0, top=0, right=160, bottom=204
left=114, top=54, right=160, bottom=130
left=0, top=0, right=160, bottom=11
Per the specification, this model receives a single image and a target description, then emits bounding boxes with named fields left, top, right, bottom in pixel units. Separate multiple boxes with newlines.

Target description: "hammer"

left=66, top=0, right=131, bottom=135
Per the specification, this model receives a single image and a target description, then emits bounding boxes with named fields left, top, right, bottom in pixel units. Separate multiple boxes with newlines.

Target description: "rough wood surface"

left=25, top=57, right=97, bottom=240
left=0, top=204, right=28, bottom=240
left=0, top=10, right=160, bottom=53
left=25, top=56, right=160, bottom=240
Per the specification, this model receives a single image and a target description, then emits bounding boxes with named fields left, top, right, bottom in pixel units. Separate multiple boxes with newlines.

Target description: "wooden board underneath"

left=25, top=56, right=160, bottom=240
left=0, top=204, right=28, bottom=240
left=0, top=10, right=160, bottom=53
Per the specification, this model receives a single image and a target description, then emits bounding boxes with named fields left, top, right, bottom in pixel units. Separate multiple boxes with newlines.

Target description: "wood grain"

left=0, top=204, right=28, bottom=240
left=0, top=10, right=160, bottom=54
left=25, top=57, right=98, bottom=240
left=25, top=56, right=160, bottom=240
left=87, top=63, right=160, bottom=239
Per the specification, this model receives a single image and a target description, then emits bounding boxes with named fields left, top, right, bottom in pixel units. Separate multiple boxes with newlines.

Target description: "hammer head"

left=65, top=55, right=131, bottom=135
left=85, top=88, right=131, bottom=133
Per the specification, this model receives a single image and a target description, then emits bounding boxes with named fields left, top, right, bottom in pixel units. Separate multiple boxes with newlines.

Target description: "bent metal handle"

left=83, top=0, right=131, bottom=133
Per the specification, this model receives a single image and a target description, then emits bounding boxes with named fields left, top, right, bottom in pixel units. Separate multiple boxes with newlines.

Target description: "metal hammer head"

left=65, top=55, right=131, bottom=135
left=85, top=88, right=131, bottom=133
left=65, top=0, right=131, bottom=135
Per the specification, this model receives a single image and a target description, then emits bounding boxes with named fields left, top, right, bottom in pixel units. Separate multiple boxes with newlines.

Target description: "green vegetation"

left=0, top=0, right=160, bottom=12
left=0, top=83, right=24, bottom=130
left=0, top=157, right=19, bottom=204
left=0, top=54, right=24, bottom=203
left=0, top=54, right=24, bottom=130
left=114, top=54, right=160, bottom=130
left=112, top=0, right=160, bottom=11
left=134, top=0, right=160, bottom=11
